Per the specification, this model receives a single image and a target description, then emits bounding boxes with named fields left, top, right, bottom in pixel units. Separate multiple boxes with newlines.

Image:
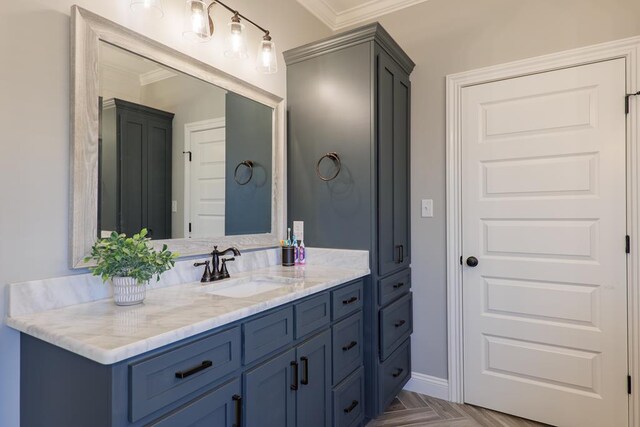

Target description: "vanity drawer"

left=379, top=293, right=413, bottom=361
left=244, top=306, right=294, bottom=364
left=129, top=327, right=241, bottom=422
left=295, top=293, right=331, bottom=339
left=332, top=280, right=364, bottom=321
left=332, top=312, right=363, bottom=385
left=378, top=338, right=411, bottom=412
left=379, top=269, right=411, bottom=307
left=333, top=366, right=365, bottom=427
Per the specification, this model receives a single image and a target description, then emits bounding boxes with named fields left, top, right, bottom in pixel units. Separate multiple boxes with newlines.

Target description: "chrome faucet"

left=194, top=246, right=241, bottom=283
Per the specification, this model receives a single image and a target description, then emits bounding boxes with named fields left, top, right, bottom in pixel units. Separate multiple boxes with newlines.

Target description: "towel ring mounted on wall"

left=234, top=160, right=254, bottom=185
left=316, top=152, right=341, bottom=182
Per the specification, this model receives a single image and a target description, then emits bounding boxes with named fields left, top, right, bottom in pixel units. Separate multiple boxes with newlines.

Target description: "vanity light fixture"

left=181, top=0, right=277, bottom=73
left=130, top=0, right=164, bottom=18
left=182, top=0, right=212, bottom=41
left=224, top=13, right=248, bottom=59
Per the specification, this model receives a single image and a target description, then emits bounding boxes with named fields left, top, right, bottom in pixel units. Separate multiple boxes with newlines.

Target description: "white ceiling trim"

left=139, top=68, right=177, bottom=86
left=297, top=0, right=429, bottom=30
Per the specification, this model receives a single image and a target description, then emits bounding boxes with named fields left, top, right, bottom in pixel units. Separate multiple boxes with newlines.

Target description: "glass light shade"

left=130, top=0, right=164, bottom=18
left=256, top=38, right=277, bottom=74
left=224, top=20, right=248, bottom=59
left=183, top=0, right=211, bottom=42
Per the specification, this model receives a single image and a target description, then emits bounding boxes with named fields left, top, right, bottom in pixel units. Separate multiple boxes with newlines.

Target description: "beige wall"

left=348, top=0, right=640, bottom=379
left=0, top=1, right=329, bottom=425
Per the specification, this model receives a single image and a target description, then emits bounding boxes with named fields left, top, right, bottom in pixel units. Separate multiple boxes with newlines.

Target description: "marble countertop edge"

left=8, top=267, right=370, bottom=365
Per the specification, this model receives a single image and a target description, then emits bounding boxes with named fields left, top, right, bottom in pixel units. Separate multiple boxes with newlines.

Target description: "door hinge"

left=189, top=222, right=192, bottom=233
left=183, top=151, right=192, bottom=162
left=628, top=375, right=632, bottom=394
left=626, top=91, right=640, bottom=115
left=626, top=235, right=631, bottom=254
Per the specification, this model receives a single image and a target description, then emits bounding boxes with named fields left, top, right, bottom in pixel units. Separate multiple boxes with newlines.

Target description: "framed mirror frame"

left=70, top=6, right=285, bottom=268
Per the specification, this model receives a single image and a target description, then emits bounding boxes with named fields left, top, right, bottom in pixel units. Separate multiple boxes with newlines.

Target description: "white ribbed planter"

left=111, top=277, right=146, bottom=306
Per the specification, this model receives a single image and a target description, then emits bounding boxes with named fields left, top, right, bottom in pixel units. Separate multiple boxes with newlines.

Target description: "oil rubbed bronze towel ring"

left=316, top=152, right=341, bottom=182
left=234, top=160, right=254, bottom=185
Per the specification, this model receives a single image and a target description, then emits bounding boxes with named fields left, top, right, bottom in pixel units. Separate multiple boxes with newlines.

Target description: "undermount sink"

left=204, top=275, right=301, bottom=298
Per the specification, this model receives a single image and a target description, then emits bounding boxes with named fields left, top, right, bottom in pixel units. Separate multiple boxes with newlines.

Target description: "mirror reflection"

left=98, top=42, right=273, bottom=240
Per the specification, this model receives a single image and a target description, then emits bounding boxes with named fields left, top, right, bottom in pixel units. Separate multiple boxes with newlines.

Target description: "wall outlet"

left=171, top=200, right=178, bottom=213
left=421, top=199, right=433, bottom=218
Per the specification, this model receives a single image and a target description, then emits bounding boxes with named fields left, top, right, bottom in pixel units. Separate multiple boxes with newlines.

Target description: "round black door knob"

left=466, top=256, right=479, bottom=267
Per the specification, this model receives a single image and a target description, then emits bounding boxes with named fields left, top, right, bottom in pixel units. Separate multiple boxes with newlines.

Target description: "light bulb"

left=225, top=15, right=248, bottom=59
left=183, top=0, right=211, bottom=42
left=256, top=35, right=277, bottom=74
left=130, top=0, right=164, bottom=18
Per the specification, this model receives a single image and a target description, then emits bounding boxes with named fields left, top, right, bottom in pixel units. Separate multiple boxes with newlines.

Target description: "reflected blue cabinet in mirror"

left=284, top=23, right=415, bottom=419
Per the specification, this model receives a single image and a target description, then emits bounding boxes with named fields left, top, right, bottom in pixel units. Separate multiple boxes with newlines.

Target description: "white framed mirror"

left=70, top=6, right=285, bottom=268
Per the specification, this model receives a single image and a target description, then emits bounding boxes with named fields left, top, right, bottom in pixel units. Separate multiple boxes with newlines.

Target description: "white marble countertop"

left=7, top=264, right=369, bottom=365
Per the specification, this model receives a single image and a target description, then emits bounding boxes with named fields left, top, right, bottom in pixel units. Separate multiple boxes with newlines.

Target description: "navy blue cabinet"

left=149, top=379, right=241, bottom=427
left=284, top=23, right=415, bottom=419
left=20, top=279, right=365, bottom=427
left=296, top=330, right=332, bottom=427
left=244, top=348, right=297, bottom=427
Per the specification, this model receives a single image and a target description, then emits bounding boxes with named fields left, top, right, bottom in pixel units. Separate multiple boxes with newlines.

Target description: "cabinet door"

left=377, top=50, right=411, bottom=276
left=150, top=379, right=241, bottom=427
left=146, top=116, right=172, bottom=240
left=118, top=108, right=147, bottom=237
left=244, top=348, right=296, bottom=427
left=296, top=330, right=332, bottom=427
left=393, top=70, right=411, bottom=269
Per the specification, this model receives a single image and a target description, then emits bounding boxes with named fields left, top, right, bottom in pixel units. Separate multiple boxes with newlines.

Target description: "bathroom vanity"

left=8, top=251, right=374, bottom=427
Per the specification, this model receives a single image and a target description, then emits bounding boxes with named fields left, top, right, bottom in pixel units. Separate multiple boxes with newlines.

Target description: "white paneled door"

left=462, top=59, right=628, bottom=427
left=187, top=119, right=226, bottom=238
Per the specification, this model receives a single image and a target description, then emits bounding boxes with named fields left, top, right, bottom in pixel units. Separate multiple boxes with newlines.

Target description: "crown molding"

left=139, top=68, right=177, bottom=86
left=283, top=22, right=415, bottom=74
left=297, top=0, right=429, bottom=31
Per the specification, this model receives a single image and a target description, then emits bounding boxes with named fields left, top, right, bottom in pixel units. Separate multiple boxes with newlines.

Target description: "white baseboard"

left=403, top=372, right=449, bottom=400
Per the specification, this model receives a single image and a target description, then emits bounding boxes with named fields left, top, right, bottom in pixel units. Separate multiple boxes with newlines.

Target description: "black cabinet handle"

left=392, top=368, right=404, bottom=378
left=342, top=341, right=358, bottom=351
left=300, top=356, right=309, bottom=385
left=342, top=296, right=358, bottom=305
left=174, top=360, right=213, bottom=379
left=393, top=282, right=405, bottom=290
left=394, top=320, right=406, bottom=328
left=290, top=361, right=299, bottom=390
left=400, top=245, right=404, bottom=263
left=344, top=400, right=359, bottom=413
left=232, top=394, right=242, bottom=427
left=395, top=245, right=402, bottom=264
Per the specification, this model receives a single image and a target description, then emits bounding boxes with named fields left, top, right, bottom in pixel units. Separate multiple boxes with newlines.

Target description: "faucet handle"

left=220, top=257, right=235, bottom=279
left=194, top=260, right=213, bottom=283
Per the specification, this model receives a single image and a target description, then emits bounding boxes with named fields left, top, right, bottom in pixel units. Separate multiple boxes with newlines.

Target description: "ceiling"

left=297, top=0, right=429, bottom=30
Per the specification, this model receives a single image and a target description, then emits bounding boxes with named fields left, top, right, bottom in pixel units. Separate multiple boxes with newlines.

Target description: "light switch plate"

left=171, top=200, right=178, bottom=213
left=421, top=199, right=433, bottom=218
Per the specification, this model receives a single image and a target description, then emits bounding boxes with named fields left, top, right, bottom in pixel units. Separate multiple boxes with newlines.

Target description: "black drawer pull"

left=343, top=400, right=359, bottom=413
left=301, top=356, right=309, bottom=385
left=393, top=282, right=405, bottom=290
left=343, top=296, right=358, bottom=305
left=342, top=341, right=358, bottom=351
left=395, top=320, right=406, bottom=328
left=174, top=360, right=213, bottom=379
left=290, top=361, right=299, bottom=390
left=392, top=368, right=404, bottom=378
left=232, top=394, right=242, bottom=427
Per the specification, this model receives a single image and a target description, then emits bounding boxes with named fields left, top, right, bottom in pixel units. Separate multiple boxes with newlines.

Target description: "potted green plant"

left=84, top=229, right=178, bottom=306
